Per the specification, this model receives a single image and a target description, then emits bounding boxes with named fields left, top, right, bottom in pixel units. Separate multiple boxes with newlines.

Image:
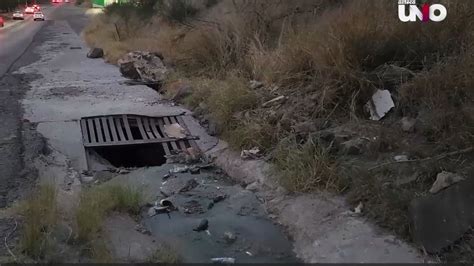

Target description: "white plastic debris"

left=163, top=123, right=186, bottom=138
left=354, top=202, right=363, bottom=214
left=240, top=147, right=261, bottom=159
left=429, top=171, right=464, bottom=194
left=211, top=257, right=235, bottom=264
left=394, top=155, right=409, bottom=162
left=365, top=89, right=395, bottom=121
left=169, top=165, right=189, bottom=174
left=245, top=251, right=253, bottom=256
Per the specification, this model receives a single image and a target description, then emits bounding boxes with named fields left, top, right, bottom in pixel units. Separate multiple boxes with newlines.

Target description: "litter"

left=211, top=257, right=235, bottom=264
left=354, top=202, right=363, bottom=214
left=240, top=147, right=261, bottom=159
left=245, top=251, right=253, bottom=256
left=394, top=155, right=409, bottom=162
left=163, top=123, right=187, bottom=139
left=262, top=95, right=287, bottom=107
left=169, top=166, right=189, bottom=174
left=365, top=89, right=394, bottom=121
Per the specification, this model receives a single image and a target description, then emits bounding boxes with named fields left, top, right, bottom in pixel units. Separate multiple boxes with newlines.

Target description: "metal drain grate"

left=80, top=114, right=199, bottom=156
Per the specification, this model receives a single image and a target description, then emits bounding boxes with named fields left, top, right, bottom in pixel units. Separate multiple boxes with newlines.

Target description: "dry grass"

left=273, top=136, right=345, bottom=192
left=75, top=185, right=142, bottom=242
left=19, top=184, right=58, bottom=260
left=147, top=243, right=182, bottom=263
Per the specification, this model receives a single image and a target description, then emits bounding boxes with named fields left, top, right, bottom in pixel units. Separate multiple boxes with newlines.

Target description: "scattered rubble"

left=164, top=123, right=187, bottom=139
left=240, top=147, right=261, bottom=160
left=118, top=51, right=168, bottom=86
left=86, top=47, right=104, bottom=59
left=429, top=171, right=464, bottom=194
left=365, top=89, right=394, bottom=120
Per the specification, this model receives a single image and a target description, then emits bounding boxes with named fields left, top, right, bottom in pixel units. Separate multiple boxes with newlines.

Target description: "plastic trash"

left=211, top=257, right=235, bottom=264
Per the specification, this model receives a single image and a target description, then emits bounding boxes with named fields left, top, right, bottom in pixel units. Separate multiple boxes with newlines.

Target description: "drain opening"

left=89, top=143, right=167, bottom=168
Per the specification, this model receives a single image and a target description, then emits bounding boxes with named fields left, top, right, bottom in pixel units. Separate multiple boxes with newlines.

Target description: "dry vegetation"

left=83, top=0, right=474, bottom=255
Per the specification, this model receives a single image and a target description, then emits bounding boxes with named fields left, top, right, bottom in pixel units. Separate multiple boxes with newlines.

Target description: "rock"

left=118, top=168, right=130, bottom=174
left=207, top=201, right=215, bottom=209
left=409, top=177, right=474, bottom=253
left=147, top=207, right=157, bottom=217
left=429, top=171, right=464, bottom=194
left=135, top=224, right=151, bottom=235
left=365, top=89, right=394, bottom=121
left=400, top=117, right=417, bottom=132
left=245, top=182, right=259, bottom=192
left=340, top=138, right=369, bottom=155
left=249, top=80, right=263, bottom=90
left=180, top=178, right=199, bottom=192
left=87, top=47, right=104, bottom=58
left=213, top=194, right=226, bottom=203
left=207, top=120, right=218, bottom=136
left=262, top=95, right=287, bottom=108
left=189, top=166, right=201, bottom=175
left=223, top=231, right=237, bottom=244
left=193, top=219, right=209, bottom=232
left=118, top=51, right=168, bottom=84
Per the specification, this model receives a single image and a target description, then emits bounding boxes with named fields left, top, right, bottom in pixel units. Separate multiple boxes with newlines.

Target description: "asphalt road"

left=0, top=3, right=90, bottom=209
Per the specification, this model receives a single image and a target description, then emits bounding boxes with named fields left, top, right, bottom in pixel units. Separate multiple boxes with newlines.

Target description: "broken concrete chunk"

left=400, top=117, right=417, bottom=132
left=429, top=171, right=464, bottom=194
left=163, top=123, right=187, bottom=139
left=240, top=147, right=261, bottom=159
left=118, top=51, right=168, bottom=85
left=87, top=47, right=104, bottom=59
left=365, top=89, right=394, bottom=121
left=409, top=177, right=474, bottom=253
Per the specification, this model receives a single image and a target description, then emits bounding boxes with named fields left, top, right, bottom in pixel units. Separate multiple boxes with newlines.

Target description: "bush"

left=155, top=0, right=198, bottom=23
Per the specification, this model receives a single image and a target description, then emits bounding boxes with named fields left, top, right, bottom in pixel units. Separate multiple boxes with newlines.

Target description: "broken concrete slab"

left=429, top=171, right=464, bottom=194
left=365, top=89, right=394, bottom=121
left=410, top=177, right=474, bottom=253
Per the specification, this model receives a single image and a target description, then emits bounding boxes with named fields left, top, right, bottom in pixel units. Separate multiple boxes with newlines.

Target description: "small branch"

left=369, top=147, right=473, bottom=171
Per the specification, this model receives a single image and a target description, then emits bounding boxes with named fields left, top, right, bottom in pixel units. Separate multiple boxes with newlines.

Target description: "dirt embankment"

left=81, top=0, right=474, bottom=262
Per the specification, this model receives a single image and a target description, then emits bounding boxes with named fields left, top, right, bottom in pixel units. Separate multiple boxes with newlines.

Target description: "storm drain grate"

left=80, top=114, right=200, bottom=163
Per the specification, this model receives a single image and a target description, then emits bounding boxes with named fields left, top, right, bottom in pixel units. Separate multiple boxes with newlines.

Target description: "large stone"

left=87, top=47, right=104, bottom=59
left=409, top=177, right=474, bottom=253
left=118, top=51, right=168, bottom=84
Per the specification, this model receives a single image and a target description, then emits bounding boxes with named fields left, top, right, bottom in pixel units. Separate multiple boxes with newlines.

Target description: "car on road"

left=13, top=11, right=25, bottom=20
left=33, top=12, right=45, bottom=21
left=0, top=17, right=4, bottom=27
left=25, top=6, right=35, bottom=14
